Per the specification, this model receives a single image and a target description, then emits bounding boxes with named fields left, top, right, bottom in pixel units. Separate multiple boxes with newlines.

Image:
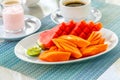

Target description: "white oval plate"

left=14, top=28, right=118, bottom=65
left=0, top=15, right=41, bottom=40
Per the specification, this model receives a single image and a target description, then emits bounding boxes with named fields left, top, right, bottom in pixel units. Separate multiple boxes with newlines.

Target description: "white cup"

left=59, top=0, right=91, bottom=21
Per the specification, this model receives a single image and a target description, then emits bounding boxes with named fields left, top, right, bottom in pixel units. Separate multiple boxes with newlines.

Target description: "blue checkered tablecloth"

left=0, top=0, right=120, bottom=80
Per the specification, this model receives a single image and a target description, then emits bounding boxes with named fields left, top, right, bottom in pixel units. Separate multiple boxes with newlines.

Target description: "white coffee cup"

left=59, top=0, right=91, bottom=21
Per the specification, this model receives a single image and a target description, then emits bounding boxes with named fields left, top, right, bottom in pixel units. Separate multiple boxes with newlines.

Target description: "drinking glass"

left=1, top=0, right=25, bottom=33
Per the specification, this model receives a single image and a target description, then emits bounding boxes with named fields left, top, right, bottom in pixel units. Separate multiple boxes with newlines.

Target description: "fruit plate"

left=14, top=28, right=118, bottom=65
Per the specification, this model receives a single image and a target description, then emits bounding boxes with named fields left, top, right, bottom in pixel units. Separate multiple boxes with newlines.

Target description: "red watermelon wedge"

left=38, top=22, right=66, bottom=48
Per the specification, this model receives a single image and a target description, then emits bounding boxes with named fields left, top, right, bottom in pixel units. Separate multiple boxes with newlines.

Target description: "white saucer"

left=51, top=7, right=102, bottom=24
left=0, top=15, right=41, bottom=40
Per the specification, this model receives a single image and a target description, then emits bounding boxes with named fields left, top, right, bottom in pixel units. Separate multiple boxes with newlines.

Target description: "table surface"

left=1, top=0, right=120, bottom=80
left=97, top=58, right=120, bottom=80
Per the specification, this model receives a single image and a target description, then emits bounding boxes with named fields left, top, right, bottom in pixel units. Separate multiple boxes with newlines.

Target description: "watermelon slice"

left=70, top=20, right=86, bottom=36
left=62, top=20, right=76, bottom=35
left=51, top=22, right=66, bottom=36
left=94, top=22, right=102, bottom=31
left=39, top=22, right=66, bottom=48
left=39, top=30, right=55, bottom=48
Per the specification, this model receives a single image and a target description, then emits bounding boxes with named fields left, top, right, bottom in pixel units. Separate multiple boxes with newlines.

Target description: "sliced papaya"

left=39, top=51, right=71, bottom=62
left=87, top=31, right=105, bottom=45
left=99, top=38, right=105, bottom=44
left=54, top=38, right=77, bottom=48
left=52, top=39, right=64, bottom=50
left=60, top=42, right=82, bottom=58
left=92, top=32, right=102, bottom=41
left=87, top=31, right=102, bottom=42
left=59, top=35, right=90, bottom=48
left=49, top=46, right=58, bottom=51
left=90, top=39, right=100, bottom=45
left=80, top=44, right=108, bottom=57
left=80, top=46, right=97, bottom=57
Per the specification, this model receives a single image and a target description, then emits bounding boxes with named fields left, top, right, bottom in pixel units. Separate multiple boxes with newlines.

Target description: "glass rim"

left=1, top=1, right=21, bottom=7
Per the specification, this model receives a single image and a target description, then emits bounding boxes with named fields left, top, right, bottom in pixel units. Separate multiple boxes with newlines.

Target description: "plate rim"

left=50, top=7, right=102, bottom=24
left=0, top=15, right=41, bottom=40
left=14, top=28, right=119, bottom=65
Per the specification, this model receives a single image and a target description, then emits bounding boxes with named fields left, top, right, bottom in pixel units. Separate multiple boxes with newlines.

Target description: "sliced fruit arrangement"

left=27, top=20, right=108, bottom=62
left=38, top=20, right=102, bottom=48
left=39, top=34, right=108, bottom=61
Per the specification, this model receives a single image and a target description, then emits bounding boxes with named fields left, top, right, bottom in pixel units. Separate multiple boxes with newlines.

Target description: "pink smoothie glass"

left=2, top=4, right=25, bottom=33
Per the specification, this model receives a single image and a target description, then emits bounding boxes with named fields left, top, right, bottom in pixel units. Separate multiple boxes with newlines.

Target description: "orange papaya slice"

left=87, top=31, right=102, bottom=41
left=99, top=38, right=105, bottom=44
left=81, top=44, right=108, bottom=57
left=39, top=51, right=71, bottom=62
left=49, top=46, right=58, bottom=51
left=54, top=38, right=77, bottom=48
left=60, top=35, right=90, bottom=48
left=90, top=39, right=100, bottom=45
left=52, top=39, right=64, bottom=50
left=92, top=32, right=102, bottom=41
left=58, top=42, right=82, bottom=58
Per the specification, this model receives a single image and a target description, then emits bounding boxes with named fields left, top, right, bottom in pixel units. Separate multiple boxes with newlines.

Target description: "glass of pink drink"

left=2, top=4, right=25, bottom=33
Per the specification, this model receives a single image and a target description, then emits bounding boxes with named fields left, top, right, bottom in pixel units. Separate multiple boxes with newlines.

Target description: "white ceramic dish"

left=14, top=28, right=118, bottom=65
left=51, top=7, right=102, bottom=24
left=0, top=15, right=41, bottom=40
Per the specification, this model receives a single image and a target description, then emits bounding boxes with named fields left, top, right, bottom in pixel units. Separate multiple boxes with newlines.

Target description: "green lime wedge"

left=27, top=47, right=41, bottom=57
